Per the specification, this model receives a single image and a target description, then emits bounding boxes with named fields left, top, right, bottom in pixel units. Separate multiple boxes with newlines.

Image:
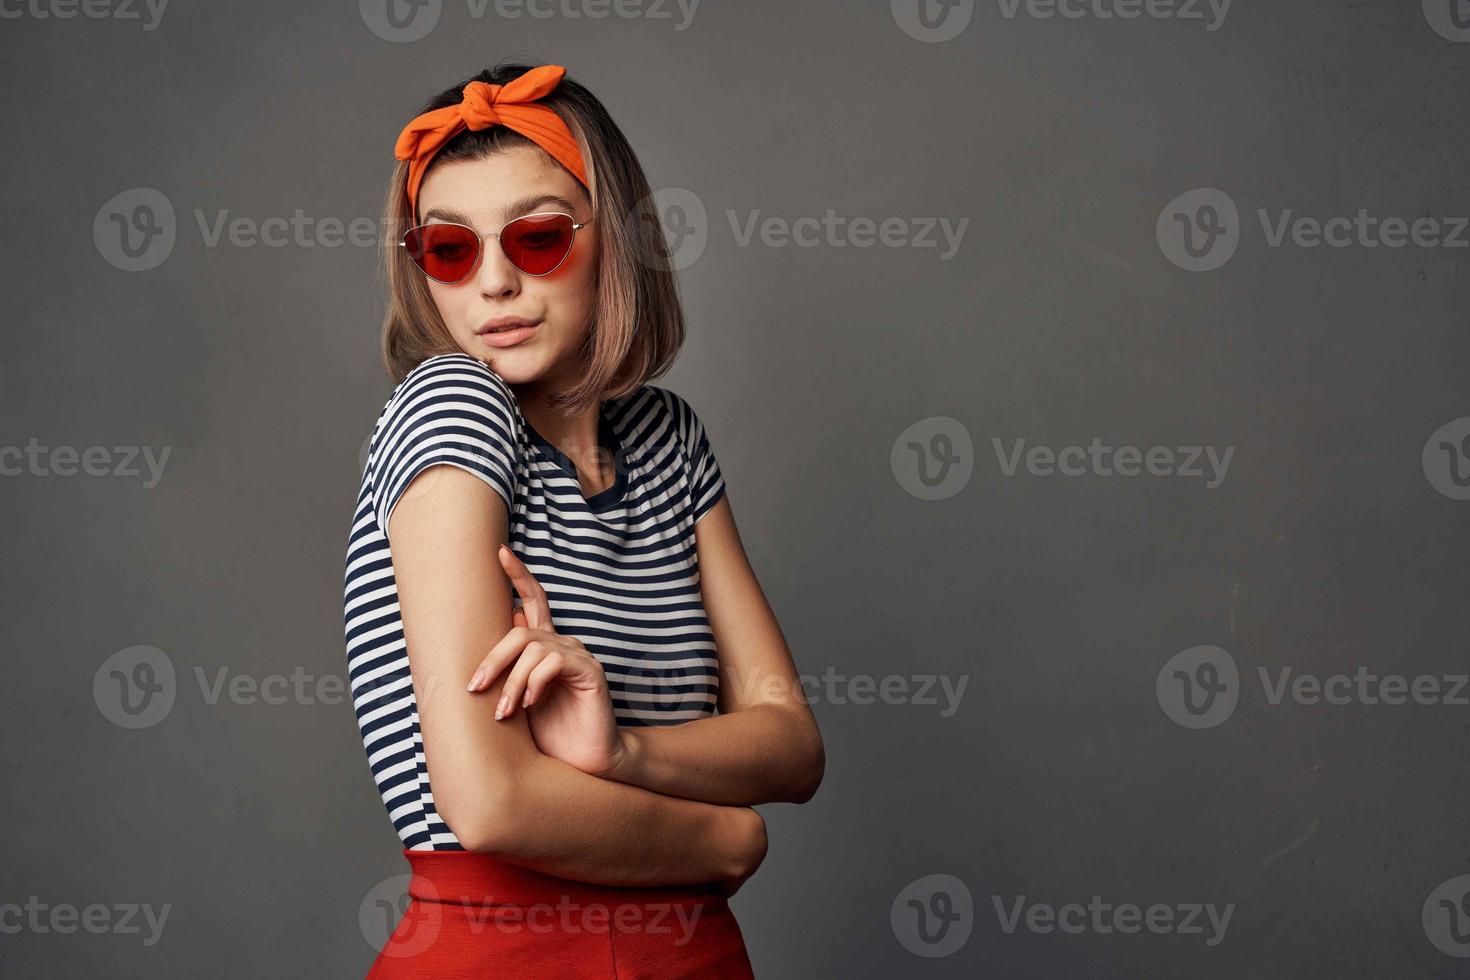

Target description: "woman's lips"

left=479, top=323, right=539, bottom=348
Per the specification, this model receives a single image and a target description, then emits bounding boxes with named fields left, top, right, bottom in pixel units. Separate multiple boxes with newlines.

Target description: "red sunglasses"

left=399, top=211, right=593, bottom=283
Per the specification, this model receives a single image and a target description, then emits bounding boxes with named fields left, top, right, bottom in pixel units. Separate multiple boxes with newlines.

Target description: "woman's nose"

left=474, top=235, right=520, bottom=296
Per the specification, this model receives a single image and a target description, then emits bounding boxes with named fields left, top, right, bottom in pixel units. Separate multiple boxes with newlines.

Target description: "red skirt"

left=366, top=848, right=756, bottom=979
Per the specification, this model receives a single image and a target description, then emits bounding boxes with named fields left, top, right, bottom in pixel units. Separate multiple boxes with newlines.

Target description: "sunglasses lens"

left=403, top=224, right=480, bottom=283
left=501, top=213, right=576, bottom=275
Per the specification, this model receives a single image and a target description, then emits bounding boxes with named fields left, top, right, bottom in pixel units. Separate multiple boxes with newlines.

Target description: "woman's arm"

left=598, top=494, right=826, bottom=807
left=389, top=464, right=766, bottom=888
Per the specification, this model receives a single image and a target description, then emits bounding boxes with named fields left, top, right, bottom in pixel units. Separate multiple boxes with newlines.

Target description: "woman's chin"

left=471, top=350, right=541, bottom=385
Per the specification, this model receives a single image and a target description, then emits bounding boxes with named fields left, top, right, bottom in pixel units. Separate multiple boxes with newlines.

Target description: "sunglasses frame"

left=398, top=211, right=594, bottom=284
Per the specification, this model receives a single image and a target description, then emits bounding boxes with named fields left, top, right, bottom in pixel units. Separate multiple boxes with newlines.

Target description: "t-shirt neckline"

left=521, top=401, right=629, bottom=512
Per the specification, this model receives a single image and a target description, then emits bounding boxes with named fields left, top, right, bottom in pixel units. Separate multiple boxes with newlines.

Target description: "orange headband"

left=394, top=64, right=589, bottom=217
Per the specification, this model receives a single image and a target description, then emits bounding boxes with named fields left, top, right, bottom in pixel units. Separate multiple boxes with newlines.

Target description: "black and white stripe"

left=343, top=353, right=727, bottom=851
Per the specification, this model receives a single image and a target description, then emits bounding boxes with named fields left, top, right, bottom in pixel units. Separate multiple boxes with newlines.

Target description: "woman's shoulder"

left=391, top=352, right=517, bottom=406
left=620, top=385, right=722, bottom=487
left=638, top=384, right=711, bottom=445
left=368, top=353, right=523, bottom=472
left=365, top=353, right=524, bottom=519
left=377, top=353, right=522, bottom=435
left=626, top=383, right=687, bottom=422
left=634, top=384, right=724, bottom=516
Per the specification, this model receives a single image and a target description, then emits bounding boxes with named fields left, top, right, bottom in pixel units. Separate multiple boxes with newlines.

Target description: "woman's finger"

left=495, top=640, right=553, bottom=720
left=520, top=651, right=567, bottom=708
left=498, top=544, right=553, bottom=632
left=466, top=625, right=537, bottom=693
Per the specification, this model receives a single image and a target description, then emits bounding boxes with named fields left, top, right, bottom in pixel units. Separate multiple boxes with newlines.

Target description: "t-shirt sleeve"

left=664, top=389, right=726, bottom=523
left=371, top=356, right=520, bottom=540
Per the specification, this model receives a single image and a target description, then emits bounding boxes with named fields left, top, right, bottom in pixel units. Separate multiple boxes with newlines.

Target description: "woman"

left=342, top=62, right=824, bottom=978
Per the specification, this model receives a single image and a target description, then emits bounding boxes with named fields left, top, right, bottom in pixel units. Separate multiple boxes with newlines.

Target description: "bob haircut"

left=378, top=61, right=685, bottom=419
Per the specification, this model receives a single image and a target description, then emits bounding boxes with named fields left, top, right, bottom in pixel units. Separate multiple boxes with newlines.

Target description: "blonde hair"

left=378, top=62, right=685, bottom=418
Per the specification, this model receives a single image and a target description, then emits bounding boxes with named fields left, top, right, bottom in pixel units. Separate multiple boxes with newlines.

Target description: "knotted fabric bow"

left=394, top=64, right=589, bottom=216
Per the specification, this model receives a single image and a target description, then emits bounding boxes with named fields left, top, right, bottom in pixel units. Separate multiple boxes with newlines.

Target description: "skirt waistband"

left=401, top=848, right=729, bottom=910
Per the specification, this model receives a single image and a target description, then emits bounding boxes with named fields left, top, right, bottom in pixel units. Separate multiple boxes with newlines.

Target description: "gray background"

left=2, top=0, right=1468, bottom=976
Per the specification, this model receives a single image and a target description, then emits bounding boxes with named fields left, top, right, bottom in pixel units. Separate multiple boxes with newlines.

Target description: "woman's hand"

left=465, top=544, right=627, bottom=778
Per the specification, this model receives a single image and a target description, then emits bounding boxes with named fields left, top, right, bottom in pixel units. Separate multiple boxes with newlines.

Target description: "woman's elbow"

left=449, top=813, right=502, bottom=854
left=785, top=727, right=826, bottom=804
left=435, top=779, right=524, bottom=854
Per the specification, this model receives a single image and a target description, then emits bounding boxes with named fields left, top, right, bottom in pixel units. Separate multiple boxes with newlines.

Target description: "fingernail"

left=468, top=669, right=485, bottom=691
left=495, top=695, right=508, bottom=720
left=522, top=691, right=532, bottom=707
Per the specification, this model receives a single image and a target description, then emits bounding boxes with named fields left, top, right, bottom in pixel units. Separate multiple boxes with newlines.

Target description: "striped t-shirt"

left=342, top=352, right=727, bottom=851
